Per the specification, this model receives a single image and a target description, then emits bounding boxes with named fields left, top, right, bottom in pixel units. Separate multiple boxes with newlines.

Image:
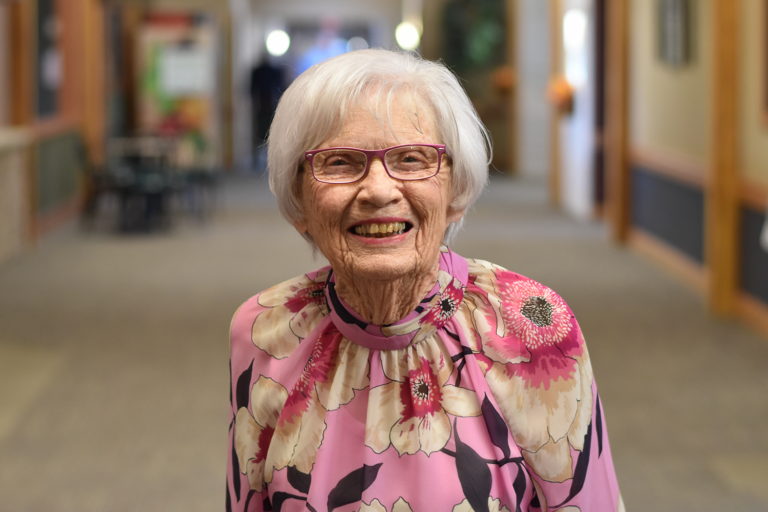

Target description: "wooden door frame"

left=707, top=0, right=741, bottom=315
left=603, top=0, right=629, bottom=243
left=548, top=0, right=563, bottom=206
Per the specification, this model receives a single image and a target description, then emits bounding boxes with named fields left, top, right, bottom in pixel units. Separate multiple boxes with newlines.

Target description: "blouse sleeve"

left=226, top=299, right=267, bottom=512
left=225, top=269, right=331, bottom=511
left=466, top=260, right=623, bottom=510
left=530, top=379, right=624, bottom=511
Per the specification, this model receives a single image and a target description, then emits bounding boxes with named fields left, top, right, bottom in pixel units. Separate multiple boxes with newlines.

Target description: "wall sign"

left=658, top=0, right=692, bottom=68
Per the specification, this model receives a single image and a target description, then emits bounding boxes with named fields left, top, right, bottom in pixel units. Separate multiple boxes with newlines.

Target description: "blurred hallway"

left=1, top=175, right=768, bottom=511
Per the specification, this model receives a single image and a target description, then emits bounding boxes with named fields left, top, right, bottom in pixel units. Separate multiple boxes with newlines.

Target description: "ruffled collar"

left=323, top=246, right=468, bottom=350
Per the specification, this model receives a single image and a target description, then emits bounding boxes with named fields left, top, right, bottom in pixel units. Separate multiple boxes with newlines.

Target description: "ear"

left=447, top=205, right=466, bottom=225
left=293, top=217, right=309, bottom=234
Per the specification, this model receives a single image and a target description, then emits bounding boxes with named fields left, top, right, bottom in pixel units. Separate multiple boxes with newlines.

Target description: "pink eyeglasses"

left=304, top=144, right=447, bottom=184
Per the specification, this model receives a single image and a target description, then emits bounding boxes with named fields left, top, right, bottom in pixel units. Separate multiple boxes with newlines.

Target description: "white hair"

left=267, top=48, right=491, bottom=246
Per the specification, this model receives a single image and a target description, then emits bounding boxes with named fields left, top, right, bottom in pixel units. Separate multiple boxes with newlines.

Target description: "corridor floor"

left=1, top=174, right=767, bottom=511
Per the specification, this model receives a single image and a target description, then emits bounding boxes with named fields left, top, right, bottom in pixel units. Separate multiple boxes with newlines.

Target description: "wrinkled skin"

left=294, top=99, right=465, bottom=325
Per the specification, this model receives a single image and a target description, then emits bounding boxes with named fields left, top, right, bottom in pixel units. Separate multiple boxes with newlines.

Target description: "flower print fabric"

left=227, top=247, right=623, bottom=512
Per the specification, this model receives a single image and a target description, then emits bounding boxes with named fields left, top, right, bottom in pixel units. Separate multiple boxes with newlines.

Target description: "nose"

left=356, top=157, right=403, bottom=207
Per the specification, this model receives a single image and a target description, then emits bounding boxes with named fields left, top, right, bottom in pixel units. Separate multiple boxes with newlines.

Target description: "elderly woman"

left=227, top=50, right=622, bottom=512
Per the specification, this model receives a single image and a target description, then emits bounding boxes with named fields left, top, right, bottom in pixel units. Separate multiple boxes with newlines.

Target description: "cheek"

left=406, top=180, right=452, bottom=225
left=304, top=184, right=350, bottom=234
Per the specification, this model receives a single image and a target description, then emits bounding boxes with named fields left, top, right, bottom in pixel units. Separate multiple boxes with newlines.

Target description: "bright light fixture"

left=563, top=9, right=587, bottom=50
left=266, top=30, right=290, bottom=57
left=395, top=22, right=420, bottom=51
left=563, top=8, right=588, bottom=88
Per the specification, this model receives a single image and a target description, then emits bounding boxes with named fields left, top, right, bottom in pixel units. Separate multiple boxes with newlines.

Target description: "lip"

left=351, top=231, right=410, bottom=245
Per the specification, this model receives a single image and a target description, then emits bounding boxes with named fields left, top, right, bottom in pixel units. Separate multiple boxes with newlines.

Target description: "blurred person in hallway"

left=249, top=58, right=285, bottom=171
left=227, top=49, right=623, bottom=511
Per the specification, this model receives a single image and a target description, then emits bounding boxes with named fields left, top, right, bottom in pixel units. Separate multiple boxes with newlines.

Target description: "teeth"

left=353, top=222, right=407, bottom=237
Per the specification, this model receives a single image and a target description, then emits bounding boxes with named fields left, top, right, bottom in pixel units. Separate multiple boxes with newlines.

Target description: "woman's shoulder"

left=460, top=256, right=587, bottom=360
left=464, top=257, right=567, bottom=305
left=230, top=266, right=331, bottom=361
left=459, top=257, right=607, bottom=495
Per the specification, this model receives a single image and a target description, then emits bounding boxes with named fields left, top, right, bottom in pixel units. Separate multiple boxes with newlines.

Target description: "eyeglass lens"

left=312, top=146, right=440, bottom=183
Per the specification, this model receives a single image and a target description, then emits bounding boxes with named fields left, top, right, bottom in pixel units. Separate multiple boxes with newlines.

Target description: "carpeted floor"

left=1, top=173, right=767, bottom=511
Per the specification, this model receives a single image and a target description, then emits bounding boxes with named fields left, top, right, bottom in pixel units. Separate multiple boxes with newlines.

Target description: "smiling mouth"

left=352, top=221, right=410, bottom=238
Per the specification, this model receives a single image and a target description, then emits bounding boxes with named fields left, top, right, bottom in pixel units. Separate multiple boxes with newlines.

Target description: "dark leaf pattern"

left=553, top=420, right=593, bottom=508
left=596, top=393, right=604, bottom=457
left=231, top=441, right=241, bottom=500
left=236, top=359, right=254, bottom=410
left=450, top=345, right=472, bottom=388
left=481, top=394, right=511, bottom=460
left=512, top=463, right=526, bottom=512
left=530, top=491, right=540, bottom=509
left=288, top=465, right=312, bottom=494
left=326, top=463, right=383, bottom=512
left=226, top=482, right=232, bottom=512
left=454, top=418, right=492, bottom=512
left=306, top=502, right=318, bottom=512
left=243, top=490, right=257, bottom=511
left=273, top=492, right=307, bottom=512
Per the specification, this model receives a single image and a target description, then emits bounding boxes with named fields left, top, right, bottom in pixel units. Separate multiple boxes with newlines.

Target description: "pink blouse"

left=227, top=247, right=623, bottom=512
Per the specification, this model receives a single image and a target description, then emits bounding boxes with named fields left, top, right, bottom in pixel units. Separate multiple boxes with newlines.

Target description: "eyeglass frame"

left=303, top=143, right=448, bottom=184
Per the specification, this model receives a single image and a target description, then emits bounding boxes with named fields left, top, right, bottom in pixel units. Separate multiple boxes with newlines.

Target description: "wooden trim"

left=81, top=0, right=106, bottom=165
left=604, top=0, right=630, bottom=243
left=740, top=176, right=768, bottom=212
left=32, top=114, right=80, bottom=139
left=548, top=0, right=563, bottom=206
left=9, top=0, right=34, bottom=125
left=629, top=145, right=707, bottom=188
left=738, top=292, right=768, bottom=340
left=707, top=0, right=741, bottom=315
left=628, top=228, right=708, bottom=293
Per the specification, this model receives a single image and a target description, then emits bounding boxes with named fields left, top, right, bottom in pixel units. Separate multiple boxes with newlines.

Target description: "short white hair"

left=267, top=49, right=491, bottom=245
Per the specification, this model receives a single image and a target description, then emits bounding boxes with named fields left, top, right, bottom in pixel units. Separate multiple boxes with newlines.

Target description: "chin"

left=348, top=251, right=420, bottom=281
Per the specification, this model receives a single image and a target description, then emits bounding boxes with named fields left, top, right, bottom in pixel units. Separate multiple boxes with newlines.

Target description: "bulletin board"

left=136, top=12, right=221, bottom=168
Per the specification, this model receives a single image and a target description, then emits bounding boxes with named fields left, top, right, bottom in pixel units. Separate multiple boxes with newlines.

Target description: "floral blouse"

left=227, top=247, right=623, bottom=512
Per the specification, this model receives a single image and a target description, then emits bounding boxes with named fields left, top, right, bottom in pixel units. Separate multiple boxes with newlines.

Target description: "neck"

left=333, top=262, right=439, bottom=325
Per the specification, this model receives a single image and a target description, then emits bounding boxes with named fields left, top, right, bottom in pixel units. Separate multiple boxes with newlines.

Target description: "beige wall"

left=516, top=0, right=550, bottom=178
left=0, top=4, right=10, bottom=127
left=0, top=131, right=30, bottom=266
left=739, top=0, right=768, bottom=187
left=628, top=0, right=712, bottom=166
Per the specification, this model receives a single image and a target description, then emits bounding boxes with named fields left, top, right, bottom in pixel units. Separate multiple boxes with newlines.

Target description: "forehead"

left=324, top=91, right=440, bottom=147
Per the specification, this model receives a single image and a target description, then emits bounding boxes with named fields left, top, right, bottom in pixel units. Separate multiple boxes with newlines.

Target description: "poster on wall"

left=658, top=0, right=692, bottom=68
left=36, top=0, right=61, bottom=118
left=137, top=13, right=220, bottom=168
